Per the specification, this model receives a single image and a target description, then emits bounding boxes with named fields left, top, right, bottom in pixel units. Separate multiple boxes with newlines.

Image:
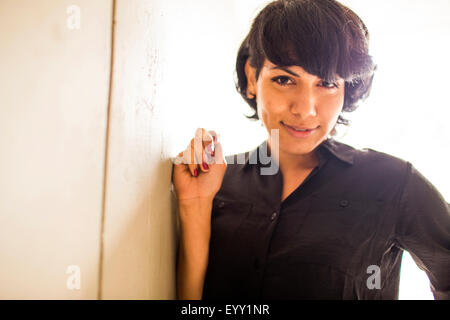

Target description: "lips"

left=282, top=121, right=317, bottom=138
left=281, top=121, right=318, bottom=131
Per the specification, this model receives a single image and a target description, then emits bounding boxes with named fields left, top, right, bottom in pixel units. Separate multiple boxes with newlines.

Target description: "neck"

left=267, top=140, right=320, bottom=174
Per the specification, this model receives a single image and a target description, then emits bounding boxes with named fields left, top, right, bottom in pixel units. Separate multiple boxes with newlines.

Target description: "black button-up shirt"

left=202, top=138, right=450, bottom=300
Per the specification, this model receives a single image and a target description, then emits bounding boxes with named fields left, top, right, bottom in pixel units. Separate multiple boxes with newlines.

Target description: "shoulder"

left=335, top=141, right=448, bottom=208
left=323, top=140, right=414, bottom=204
left=331, top=139, right=411, bottom=178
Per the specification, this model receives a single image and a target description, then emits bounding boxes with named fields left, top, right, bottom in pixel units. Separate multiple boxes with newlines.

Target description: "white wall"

left=0, top=0, right=112, bottom=299
left=99, top=0, right=177, bottom=299
left=0, top=0, right=256, bottom=300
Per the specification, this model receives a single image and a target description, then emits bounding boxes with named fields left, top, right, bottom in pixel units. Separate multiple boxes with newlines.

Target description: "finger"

left=185, top=139, right=199, bottom=177
left=195, top=128, right=211, bottom=172
left=202, top=130, right=216, bottom=168
left=212, top=140, right=226, bottom=165
left=197, top=128, right=214, bottom=151
left=205, top=130, right=217, bottom=158
left=207, top=130, right=219, bottom=145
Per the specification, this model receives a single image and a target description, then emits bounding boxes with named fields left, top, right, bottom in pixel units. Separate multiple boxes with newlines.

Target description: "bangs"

left=252, top=0, right=374, bottom=83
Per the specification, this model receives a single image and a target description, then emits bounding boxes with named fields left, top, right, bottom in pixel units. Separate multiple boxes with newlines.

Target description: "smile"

left=281, top=121, right=319, bottom=138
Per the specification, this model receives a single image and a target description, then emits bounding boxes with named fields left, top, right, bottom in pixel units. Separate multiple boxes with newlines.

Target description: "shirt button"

left=340, top=200, right=349, bottom=207
left=270, top=212, right=277, bottom=221
left=218, top=201, right=225, bottom=208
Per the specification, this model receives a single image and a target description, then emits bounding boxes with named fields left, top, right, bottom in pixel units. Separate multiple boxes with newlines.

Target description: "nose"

left=289, top=85, right=317, bottom=119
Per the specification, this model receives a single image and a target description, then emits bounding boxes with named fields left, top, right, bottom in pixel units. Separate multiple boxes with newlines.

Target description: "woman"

left=172, top=0, right=450, bottom=300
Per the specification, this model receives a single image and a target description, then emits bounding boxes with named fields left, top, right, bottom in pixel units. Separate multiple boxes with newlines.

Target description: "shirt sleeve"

left=394, top=161, right=450, bottom=300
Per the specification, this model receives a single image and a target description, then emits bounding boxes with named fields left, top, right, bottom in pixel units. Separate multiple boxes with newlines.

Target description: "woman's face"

left=245, top=58, right=345, bottom=158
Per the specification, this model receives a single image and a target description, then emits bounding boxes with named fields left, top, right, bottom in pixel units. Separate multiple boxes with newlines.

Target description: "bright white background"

left=167, top=0, right=450, bottom=299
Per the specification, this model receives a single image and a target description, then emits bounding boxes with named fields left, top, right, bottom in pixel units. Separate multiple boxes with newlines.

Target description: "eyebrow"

left=270, top=66, right=300, bottom=77
left=270, top=66, right=342, bottom=83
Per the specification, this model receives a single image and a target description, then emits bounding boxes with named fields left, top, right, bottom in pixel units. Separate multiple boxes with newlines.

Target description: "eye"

left=320, top=80, right=338, bottom=89
left=271, top=76, right=340, bottom=89
left=271, top=76, right=294, bottom=87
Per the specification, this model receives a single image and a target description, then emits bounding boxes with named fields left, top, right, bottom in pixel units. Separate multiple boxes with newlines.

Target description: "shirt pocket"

left=210, top=196, right=253, bottom=256
left=298, top=195, right=379, bottom=255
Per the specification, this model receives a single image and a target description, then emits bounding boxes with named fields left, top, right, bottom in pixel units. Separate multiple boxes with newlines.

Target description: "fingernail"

left=202, top=162, right=209, bottom=170
left=194, top=168, right=198, bottom=176
left=213, top=136, right=216, bottom=143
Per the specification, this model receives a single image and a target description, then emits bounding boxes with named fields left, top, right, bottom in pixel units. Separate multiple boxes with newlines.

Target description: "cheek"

left=258, top=97, right=284, bottom=126
left=257, top=86, right=287, bottom=119
left=318, top=93, right=344, bottom=122
left=258, top=103, right=271, bottom=127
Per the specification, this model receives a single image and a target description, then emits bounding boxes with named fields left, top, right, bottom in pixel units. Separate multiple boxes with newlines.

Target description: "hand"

left=172, top=128, right=227, bottom=204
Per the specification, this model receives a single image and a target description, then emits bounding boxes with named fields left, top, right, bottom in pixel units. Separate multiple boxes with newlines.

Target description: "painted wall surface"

left=0, top=0, right=239, bottom=299
left=0, top=0, right=112, bottom=299
left=0, top=0, right=240, bottom=299
left=99, top=0, right=177, bottom=299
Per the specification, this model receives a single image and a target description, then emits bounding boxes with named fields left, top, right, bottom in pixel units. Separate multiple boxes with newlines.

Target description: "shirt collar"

left=319, top=138, right=355, bottom=165
left=243, top=137, right=355, bottom=169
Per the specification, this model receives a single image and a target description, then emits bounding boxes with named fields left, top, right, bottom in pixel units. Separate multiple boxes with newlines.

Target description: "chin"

left=269, top=126, right=325, bottom=153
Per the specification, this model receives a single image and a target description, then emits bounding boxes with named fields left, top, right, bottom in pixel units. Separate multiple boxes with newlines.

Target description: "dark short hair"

left=235, top=0, right=377, bottom=128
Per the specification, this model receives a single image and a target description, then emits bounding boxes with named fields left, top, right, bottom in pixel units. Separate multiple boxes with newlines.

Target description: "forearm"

left=176, top=199, right=213, bottom=300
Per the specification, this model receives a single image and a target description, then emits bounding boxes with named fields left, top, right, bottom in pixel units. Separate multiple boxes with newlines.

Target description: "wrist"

left=177, top=196, right=214, bottom=210
left=178, top=198, right=214, bottom=226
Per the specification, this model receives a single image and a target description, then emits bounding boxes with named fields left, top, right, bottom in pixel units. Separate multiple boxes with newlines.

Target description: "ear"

left=244, top=59, right=257, bottom=99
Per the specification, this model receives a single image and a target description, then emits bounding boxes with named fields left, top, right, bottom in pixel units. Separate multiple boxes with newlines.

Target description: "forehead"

left=263, top=59, right=313, bottom=77
left=262, top=59, right=344, bottom=81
